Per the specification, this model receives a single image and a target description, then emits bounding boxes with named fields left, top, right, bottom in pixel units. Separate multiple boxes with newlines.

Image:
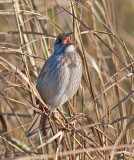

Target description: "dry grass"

left=0, top=0, right=134, bottom=160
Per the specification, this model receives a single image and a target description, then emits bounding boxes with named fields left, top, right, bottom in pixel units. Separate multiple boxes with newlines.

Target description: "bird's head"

left=54, top=33, right=74, bottom=53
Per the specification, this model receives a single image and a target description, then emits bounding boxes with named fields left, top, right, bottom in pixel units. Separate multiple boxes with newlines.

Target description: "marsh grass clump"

left=0, top=0, right=134, bottom=160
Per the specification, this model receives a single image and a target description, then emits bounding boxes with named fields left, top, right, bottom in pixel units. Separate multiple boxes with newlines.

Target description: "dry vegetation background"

left=0, top=0, right=134, bottom=160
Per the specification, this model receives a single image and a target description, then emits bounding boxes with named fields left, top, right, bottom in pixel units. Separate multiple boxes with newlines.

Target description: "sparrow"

left=26, top=33, right=82, bottom=137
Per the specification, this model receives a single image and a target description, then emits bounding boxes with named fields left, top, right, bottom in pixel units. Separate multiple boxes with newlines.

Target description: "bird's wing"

left=36, top=54, right=70, bottom=107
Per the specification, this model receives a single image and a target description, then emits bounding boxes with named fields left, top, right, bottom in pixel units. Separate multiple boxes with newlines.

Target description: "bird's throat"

left=64, top=43, right=75, bottom=52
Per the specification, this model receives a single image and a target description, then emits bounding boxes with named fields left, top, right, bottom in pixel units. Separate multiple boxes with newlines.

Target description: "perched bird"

left=26, top=33, right=82, bottom=137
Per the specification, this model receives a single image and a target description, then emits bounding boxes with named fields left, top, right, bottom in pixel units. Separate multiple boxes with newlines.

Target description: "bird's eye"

left=58, top=38, right=62, bottom=43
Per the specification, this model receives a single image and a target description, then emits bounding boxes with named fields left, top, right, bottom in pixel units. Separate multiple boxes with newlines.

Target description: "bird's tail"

left=25, top=113, right=48, bottom=137
left=25, top=113, right=42, bottom=137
